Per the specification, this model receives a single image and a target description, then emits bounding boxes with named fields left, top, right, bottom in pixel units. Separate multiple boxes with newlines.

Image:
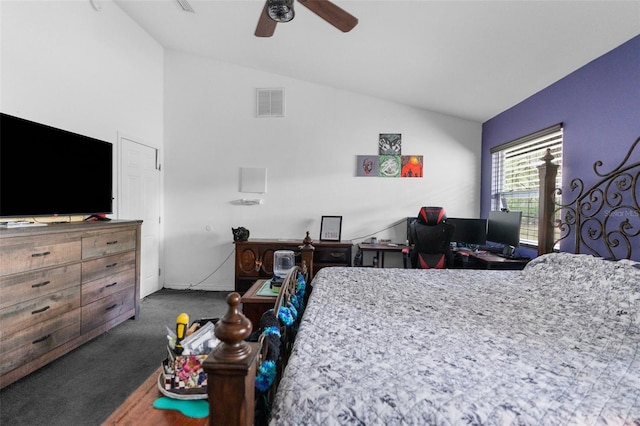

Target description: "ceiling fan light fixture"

left=267, top=0, right=295, bottom=23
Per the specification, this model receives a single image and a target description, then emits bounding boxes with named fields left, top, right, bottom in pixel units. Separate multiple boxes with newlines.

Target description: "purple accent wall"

left=481, top=35, right=640, bottom=259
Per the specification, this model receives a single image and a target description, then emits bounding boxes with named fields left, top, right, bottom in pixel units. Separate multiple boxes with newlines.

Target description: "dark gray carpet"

left=0, top=288, right=230, bottom=426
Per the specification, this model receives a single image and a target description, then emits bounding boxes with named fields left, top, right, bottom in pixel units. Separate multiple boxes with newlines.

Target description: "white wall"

left=163, top=50, right=482, bottom=289
left=0, top=0, right=164, bottom=218
left=1, top=1, right=482, bottom=292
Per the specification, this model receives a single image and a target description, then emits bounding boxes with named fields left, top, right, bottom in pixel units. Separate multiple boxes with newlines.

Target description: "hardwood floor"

left=101, top=367, right=208, bottom=426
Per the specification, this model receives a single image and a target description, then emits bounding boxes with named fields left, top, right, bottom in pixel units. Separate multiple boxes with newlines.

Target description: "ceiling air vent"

left=256, top=88, right=285, bottom=118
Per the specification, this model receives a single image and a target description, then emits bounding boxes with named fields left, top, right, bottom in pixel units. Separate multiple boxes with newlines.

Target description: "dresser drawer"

left=82, top=251, right=136, bottom=283
left=82, top=229, right=136, bottom=259
left=237, top=245, right=260, bottom=278
left=0, top=264, right=81, bottom=310
left=82, top=269, right=136, bottom=306
left=0, top=286, right=81, bottom=336
left=0, top=309, right=81, bottom=375
left=81, top=286, right=136, bottom=334
left=0, top=235, right=81, bottom=277
left=314, top=246, right=351, bottom=264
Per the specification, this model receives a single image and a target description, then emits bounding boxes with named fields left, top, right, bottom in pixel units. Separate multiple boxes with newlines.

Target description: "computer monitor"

left=487, top=211, right=523, bottom=247
left=447, top=218, right=487, bottom=246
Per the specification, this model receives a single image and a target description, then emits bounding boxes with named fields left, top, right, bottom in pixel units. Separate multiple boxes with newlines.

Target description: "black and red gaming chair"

left=405, top=206, right=455, bottom=269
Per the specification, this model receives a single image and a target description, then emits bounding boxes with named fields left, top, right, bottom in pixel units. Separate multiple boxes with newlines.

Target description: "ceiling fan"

left=255, top=0, right=358, bottom=37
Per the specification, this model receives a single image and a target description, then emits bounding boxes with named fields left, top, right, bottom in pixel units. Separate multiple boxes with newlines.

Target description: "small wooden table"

left=358, top=243, right=411, bottom=267
left=101, top=367, right=208, bottom=426
left=240, top=279, right=277, bottom=331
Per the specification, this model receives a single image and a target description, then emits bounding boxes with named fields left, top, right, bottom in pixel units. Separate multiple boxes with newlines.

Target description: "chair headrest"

left=417, top=206, right=447, bottom=226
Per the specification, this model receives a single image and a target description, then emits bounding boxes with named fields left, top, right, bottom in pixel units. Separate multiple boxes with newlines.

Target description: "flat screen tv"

left=487, top=211, right=522, bottom=247
left=447, top=218, right=487, bottom=246
left=0, top=113, right=113, bottom=218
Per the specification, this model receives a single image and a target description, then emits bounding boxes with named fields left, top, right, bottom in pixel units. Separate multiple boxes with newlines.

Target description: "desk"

left=455, top=250, right=529, bottom=270
left=358, top=243, right=411, bottom=267
left=101, top=367, right=208, bottom=426
left=240, top=279, right=276, bottom=330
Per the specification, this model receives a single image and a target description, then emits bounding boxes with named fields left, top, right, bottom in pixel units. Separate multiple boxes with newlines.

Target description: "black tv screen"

left=0, top=113, right=113, bottom=218
left=487, top=211, right=522, bottom=247
left=447, top=218, right=487, bottom=246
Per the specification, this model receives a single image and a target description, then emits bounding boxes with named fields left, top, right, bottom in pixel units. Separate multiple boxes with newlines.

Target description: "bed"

left=271, top=256, right=640, bottom=424
left=204, top=138, right=640, bottom=425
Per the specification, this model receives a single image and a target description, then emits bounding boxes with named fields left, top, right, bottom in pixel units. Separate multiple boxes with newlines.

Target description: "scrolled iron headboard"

left=554, top=136, right=640, bottom=260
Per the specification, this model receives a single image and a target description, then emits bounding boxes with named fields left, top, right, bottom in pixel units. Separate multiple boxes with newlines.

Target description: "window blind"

left=490, top=124, right=563, bottom=246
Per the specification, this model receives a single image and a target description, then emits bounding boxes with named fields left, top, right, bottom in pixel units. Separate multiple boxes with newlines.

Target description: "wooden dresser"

left=0, top=220, right=142, bottom=388
left=234, top=238, right=353, bottom=293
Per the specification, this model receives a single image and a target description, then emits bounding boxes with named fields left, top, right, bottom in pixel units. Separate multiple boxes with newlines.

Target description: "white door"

left=119, top=137, right=161, bottom=297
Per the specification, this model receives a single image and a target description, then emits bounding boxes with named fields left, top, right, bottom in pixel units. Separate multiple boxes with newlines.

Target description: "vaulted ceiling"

left=114, top=0, right=640, bottom=122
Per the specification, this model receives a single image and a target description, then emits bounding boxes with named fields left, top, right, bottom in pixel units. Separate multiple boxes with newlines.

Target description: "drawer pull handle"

left=330, top=252, right=344, bottom=258
left=106, top=263, right=118, bottom=268
left=105, top=282, right=118, bottom=288
left=32, top=334, right=51, bottom=344
left=32, top=280, right=51, bottom=288
left=31, top=251, right=51, bottom=258
left=105, top=304, right=118, bottom=311
left=106, top=240, right=119, bottom=245
left=32, top=305, right=50, bottom=315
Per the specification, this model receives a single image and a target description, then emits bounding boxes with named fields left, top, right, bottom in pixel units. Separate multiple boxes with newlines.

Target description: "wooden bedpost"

left=537, top=148, right=559, bottom=255
left=300, top=231, right=315, bottom=281
left=203, top=292, right=259, bottom=426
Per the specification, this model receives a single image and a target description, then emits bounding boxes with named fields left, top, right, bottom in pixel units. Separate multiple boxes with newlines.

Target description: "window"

left=490, top=124, right=563, bottom=247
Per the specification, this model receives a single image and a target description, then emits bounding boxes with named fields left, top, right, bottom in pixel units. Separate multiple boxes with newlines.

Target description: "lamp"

left=267, top=0, right=295, bottom=22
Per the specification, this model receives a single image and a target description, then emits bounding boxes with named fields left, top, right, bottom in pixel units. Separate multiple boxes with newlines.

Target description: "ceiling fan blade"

left=255, top=1, right=277, bottom=37
left=297, top=0, right=358, bottom=33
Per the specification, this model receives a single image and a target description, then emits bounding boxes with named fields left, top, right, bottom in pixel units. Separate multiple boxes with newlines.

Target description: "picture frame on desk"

left=320, top=216, right=342, bottom=241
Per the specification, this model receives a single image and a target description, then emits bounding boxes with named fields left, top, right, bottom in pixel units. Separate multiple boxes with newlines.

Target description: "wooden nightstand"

left=240, top=279, right=277, bottom=331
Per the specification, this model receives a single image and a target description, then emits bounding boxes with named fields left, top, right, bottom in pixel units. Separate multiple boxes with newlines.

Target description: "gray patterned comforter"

left=270, top=253, right=640, bottom=425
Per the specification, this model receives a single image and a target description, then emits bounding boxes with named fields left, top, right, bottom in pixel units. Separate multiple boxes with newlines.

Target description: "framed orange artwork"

left=401, top=155, right=423, bottom=177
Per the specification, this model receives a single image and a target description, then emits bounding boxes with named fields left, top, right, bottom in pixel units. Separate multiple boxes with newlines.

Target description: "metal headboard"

left=555, top=136, right=640, bottom=260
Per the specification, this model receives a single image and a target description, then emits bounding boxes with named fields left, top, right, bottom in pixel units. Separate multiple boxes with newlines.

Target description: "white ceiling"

left=113, top=0, right=640, bottom=122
